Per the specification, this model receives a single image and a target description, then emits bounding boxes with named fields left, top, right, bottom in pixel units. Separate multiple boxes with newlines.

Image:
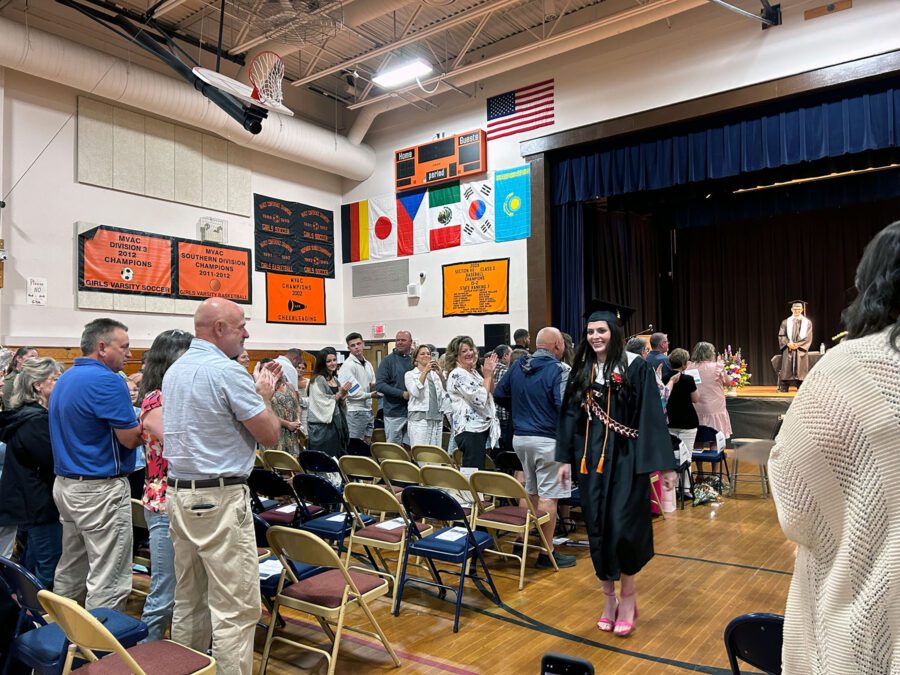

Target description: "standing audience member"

left=492, top=345, right=513, bottom=452
left=275, top=348, right=303, bottom=392
left=236, top=350, right=251, bottom=369
left=339, top=333, right=380, bottom=445
left=493, top=327, right=576, bottom=570
left=2, top=346, right=38, bottom=408
left=376, top=331, right=414, bottom=445
left=0, top=357, right=63, bottom=588
left=163, top=298, right=282, bottom=675
left=405, top=344, right=446, bottom=447
left=770, top=221, right=900, bottom=674
left=258, top=359, right=301, bottom=457
left=645, top=333, right=673, bottom=381
left=297, top=357, right=310, bottom=435
left=135, top=329, right=193, bottom=641
left=556, top=302, right=676, bottom=637
left=625, top=338, right=649, bottom=358
left=445, top=336, right=499, bottom=468
left=514, top=329, right=531, bottom=351
left=687, top=342, right=732, bottom=438
left=50, top=318, right=142, bottom=611
left=307, top=347, right=352, bottom=457
left=664, top=348, right=700, bottom=455
left=561, top=333, right=575, bottom=367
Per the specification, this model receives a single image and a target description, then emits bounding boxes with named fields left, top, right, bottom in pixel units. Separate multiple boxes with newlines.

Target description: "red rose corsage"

left=612, top=372, right=623, bottom=384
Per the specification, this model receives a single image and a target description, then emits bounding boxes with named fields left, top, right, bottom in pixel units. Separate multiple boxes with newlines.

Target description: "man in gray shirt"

left=376, top=330, right=413, bottom=445
left=163, top=298, right=281, bottom=675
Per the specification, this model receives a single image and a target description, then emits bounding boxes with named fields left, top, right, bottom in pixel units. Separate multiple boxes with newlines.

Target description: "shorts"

left=346, top=410, right=374, bottom=440
left=512, top=435, right=571, bottom=499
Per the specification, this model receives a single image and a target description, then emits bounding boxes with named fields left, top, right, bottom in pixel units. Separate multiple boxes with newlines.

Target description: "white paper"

left=26, top=277, right=47, bottom=306
left=436, top=526, right=468, bottom=542
left=258, top=559, right=283, bottom=579
left=683, top=368, right=701, bottom=385
left=326, top=513, right=348, bottom=522
left=458, top=467, right=477, bottom=478
left=375, top=517, right=405, bottom=530
left=274, top=504, right=297, bottom=514
left=336, top=370, right=361, bottom=395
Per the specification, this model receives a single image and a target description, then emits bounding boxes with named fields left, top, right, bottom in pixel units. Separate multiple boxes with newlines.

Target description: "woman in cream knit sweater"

left=769, top=221, right=900, bottom=675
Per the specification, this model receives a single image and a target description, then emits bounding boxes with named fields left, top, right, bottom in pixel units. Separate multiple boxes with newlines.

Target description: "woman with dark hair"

left=556, top=302, right=677, bottom=638
left=770, top=221, right=900, bottom=674
left=137, top=328, right=194, bottom=641
left=0, top=357, right=63, bottom=587
left=306, top=347, right=352, bottom=456
left=445, top=335, right=499, bottom=468
left=2, top=346, right=38, bottom=408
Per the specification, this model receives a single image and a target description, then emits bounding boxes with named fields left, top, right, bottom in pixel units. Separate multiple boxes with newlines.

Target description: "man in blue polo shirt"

left=493, top=327, right=576, bottom=570
left=49, top=318, right=142, bottom=611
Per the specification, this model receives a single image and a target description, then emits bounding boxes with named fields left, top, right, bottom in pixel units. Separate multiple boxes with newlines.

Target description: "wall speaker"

left=483, top=323, right=511, bottom=353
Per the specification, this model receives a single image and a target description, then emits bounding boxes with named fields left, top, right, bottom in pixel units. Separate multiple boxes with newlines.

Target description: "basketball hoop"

left=249, top=51, right=285, bottom=107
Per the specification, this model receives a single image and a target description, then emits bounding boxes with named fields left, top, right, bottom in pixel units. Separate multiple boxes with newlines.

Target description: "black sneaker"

left=536, top=551, right=577, bottom=569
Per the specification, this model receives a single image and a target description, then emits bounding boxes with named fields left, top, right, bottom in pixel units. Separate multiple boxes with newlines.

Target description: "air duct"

left=0, top=16, right=375, bottom=181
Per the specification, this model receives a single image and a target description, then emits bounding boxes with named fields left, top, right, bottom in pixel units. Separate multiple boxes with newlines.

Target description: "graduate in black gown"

left=556, top=301, right=677, bottom=637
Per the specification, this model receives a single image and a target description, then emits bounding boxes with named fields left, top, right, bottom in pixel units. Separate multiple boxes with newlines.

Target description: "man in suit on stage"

left=777, top=300, right=813, bottom=392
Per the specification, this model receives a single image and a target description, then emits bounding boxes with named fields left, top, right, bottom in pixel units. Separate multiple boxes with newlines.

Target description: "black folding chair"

left=292, top=473, right=374, bottom=556
left=395, top=486, right=500, bottom=633
left=723, top=612, right=784, bottom=675
left=346, top=437, right=373, bottom=457
left=297, top=450, right=345, bottom=486
left=247, top=467, right=320, bottom=526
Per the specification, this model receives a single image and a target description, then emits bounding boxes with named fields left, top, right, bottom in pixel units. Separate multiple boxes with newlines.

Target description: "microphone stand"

left=627, top=324, right=654, bottom=341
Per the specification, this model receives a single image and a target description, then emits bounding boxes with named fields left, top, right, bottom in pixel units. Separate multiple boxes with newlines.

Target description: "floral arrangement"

left=723, top=345, right=752, bottom=390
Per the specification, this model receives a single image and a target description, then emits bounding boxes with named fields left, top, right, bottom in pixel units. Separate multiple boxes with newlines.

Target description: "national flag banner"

left=494, top=165, right=531, bottom=242
left=368, top=194, right=398, bottom=260
left=340, top=200, right=369, bottom=263
left=461, top=177, right=495, bottom=246
left=486, top=79, right=554, bottom=142
left=396, top=187, right=429, bottom=257
left=427, top=182, right=462, bottom=251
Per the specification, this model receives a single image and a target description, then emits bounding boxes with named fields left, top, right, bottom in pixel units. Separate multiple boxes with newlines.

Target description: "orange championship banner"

left=265, top=274, right=326, bottom=325
left=442, top=258, right=509, bottom=317
left=78, top=225, right=173, bottom=296
left=175, top=241, right=251, bottom=304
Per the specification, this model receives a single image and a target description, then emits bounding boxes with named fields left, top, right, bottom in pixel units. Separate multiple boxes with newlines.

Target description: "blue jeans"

left=22, top=522, right=62, bottom=589
left=141, top=508, right=176, bottom=641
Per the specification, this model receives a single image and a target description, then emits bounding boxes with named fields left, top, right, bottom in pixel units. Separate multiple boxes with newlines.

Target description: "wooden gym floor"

left=129, top=483, right=794, bottom=674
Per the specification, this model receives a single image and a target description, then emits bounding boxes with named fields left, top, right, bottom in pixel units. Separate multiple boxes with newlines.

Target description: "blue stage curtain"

left=551, top=86, right=900, bottom=205
left=550, top=202, right=585, bottom=339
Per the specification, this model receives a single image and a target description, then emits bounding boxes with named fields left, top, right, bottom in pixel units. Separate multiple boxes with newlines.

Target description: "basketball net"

left=249, top=51, right=285, bottom=106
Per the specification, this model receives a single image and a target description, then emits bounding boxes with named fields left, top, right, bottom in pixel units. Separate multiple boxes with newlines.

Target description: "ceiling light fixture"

left=372, top=58, right=433, bottom=89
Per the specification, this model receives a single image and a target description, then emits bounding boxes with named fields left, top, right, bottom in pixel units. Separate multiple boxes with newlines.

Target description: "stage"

left=726, top=386, right=795, bottom=440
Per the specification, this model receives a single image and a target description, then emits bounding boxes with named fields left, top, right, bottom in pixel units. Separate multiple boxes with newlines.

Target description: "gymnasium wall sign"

left=254, top=194, right=335, bottom=278
left=78, top=225, right=173, bottom=296
left=175, top=241, right=251, bottom=304
left=442, top=258, right=510, bottom=317
left=265, top=274, right=326, bottom=324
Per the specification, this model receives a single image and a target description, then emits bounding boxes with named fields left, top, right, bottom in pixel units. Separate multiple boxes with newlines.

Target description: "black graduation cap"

left=789, top=299, right=807, bottom=310
left=583, top=299, right=635, bottom=326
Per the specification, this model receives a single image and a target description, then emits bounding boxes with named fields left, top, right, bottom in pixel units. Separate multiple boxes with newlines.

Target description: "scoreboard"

left=394, top=129, right=487, bottom=192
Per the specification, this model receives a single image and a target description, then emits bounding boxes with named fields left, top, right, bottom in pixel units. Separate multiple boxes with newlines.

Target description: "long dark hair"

left=562, top=319, right=628, bottom=409
left=6, top=346, right=35, bottom=375
left=313, top=347, right=338, bottom=381
left=138, top=329, right=194, bottom=405
left=842, top=220, right=900, bottom=351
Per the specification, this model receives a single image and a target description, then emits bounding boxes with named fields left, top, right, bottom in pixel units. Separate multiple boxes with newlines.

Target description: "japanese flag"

left=368, top=194, right=398, bottom=260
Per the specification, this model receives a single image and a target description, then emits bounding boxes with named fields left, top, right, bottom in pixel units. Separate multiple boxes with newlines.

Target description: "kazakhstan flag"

left=493, top=165, right=531, bottom=242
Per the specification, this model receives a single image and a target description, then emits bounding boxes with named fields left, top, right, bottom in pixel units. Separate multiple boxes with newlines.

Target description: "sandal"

left=613, top=592, right=639, bottom=637
left=597, top=591, right=618, bottom=632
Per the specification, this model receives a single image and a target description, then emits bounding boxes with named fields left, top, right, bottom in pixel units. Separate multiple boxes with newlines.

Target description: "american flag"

left=486, top=79, right=555, bottom=142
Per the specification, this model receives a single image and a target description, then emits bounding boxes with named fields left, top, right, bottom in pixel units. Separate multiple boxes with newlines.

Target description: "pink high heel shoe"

left=613, top=592, right=638, bottom=637
left=597, top=591, right=618, bottom=632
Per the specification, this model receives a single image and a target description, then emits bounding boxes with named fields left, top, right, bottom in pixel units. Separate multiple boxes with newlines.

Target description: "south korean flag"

left=461, top=177, right=495, bottom=246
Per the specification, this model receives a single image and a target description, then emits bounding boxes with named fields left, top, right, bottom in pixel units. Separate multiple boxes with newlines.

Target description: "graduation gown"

left=777, top=316, right=813, bottom=382
left=556, top=354, right=676, bottom=581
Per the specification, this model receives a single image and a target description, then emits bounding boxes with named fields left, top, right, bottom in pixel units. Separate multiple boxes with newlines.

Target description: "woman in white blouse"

left=405, top=344, right=447, bottom=447
left=445, top=336, right=499, bottom=468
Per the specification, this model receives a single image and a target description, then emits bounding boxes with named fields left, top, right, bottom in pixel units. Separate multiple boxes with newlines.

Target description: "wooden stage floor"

left=129, top=482, right=795, bottom=674
left=731, top=385, right=796, bottom=399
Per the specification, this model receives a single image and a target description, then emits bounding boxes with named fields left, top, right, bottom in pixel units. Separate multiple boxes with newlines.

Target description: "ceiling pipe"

left=0, top=15, right=375, bottom=181
left=347, top=0, right=708, bottom=142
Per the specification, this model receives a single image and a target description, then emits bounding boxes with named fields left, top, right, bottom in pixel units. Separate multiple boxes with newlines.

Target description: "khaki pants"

left=52, top=476, right=133, bottom=611
left=168, top=483, right=260, bottom=675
